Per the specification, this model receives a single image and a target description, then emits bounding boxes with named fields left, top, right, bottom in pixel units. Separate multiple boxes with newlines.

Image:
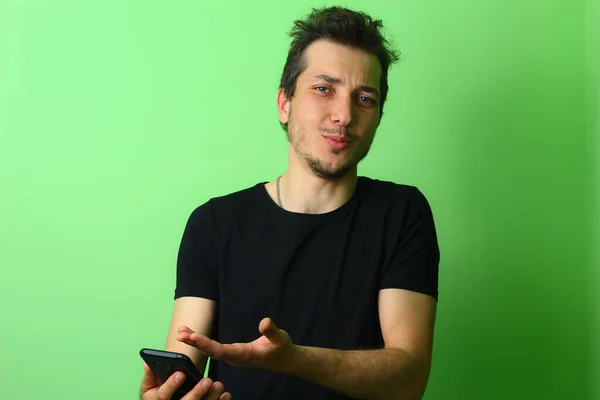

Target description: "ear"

left=277, top=88, right=290, bottom=124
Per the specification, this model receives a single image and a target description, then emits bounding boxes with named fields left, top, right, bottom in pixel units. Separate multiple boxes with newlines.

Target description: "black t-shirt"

left=174, top=176, right=440, bottom=400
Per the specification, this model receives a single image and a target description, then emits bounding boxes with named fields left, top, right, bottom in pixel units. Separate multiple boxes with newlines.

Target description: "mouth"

left=322, top=135, right=353, bottom=149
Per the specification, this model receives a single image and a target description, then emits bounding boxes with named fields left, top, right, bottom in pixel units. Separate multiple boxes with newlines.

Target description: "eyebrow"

left=309, top=74, right=380, bottom=99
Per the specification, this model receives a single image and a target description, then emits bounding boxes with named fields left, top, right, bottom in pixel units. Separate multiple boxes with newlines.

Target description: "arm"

left=282, top=289, right=437, bottom=400
left=140, top=296, right=232, bottom=400
left=168, top=203, right=220, bottom=371
left=180, top=289, right=437, bottom=400
left=139, top=204, right=229, bottom=399
left=165, top=296, right=217, bottom=372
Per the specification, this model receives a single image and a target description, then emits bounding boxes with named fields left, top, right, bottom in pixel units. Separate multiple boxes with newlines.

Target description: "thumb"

left=141, top=362, right=159, bottom=393
left=259, top=318, right=285, bottom=344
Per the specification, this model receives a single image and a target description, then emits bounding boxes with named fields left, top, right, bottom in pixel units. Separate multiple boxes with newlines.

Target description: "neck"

left=277, top=164, right=358, bottom=215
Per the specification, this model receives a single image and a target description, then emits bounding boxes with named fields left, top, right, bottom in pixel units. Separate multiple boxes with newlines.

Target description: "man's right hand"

left=141, top=363, right=231, bottom=400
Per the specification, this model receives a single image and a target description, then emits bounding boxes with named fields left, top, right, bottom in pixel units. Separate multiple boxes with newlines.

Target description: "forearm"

left=280, top=345, right=429, bottom=400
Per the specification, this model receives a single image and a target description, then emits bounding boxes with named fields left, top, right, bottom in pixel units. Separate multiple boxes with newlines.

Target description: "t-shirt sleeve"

left=174, top=202, right=220, bottom=301
left=379, top=186, right=440, bottom=301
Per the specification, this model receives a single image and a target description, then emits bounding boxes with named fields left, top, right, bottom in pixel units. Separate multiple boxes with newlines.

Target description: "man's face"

left=278, top=39, right=382, bottom=180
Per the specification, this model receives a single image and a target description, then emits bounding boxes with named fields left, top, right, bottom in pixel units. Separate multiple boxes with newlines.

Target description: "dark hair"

left=279, top=6, right=401, bottom=131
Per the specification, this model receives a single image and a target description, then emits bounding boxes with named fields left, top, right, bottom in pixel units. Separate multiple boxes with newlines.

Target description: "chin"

left=307, top=158, right=356, bottom=180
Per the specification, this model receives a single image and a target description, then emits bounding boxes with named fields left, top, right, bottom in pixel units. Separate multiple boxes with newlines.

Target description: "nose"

left=330, top=95, right=355, bottom=128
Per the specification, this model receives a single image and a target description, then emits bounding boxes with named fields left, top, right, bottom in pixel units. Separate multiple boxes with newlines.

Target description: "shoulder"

left=358, top=176, right=433, bottom=212
left=185, top=182, right=267, bottom=227
left=208, top=182, right=266, bottom=211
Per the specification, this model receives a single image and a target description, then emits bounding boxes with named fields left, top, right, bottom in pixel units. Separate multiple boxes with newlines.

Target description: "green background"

left=1, top=1, right=597, bottom=399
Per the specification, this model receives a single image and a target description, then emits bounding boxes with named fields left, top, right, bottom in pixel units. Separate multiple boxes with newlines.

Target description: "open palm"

left=177, top=317, right=294, bottom=370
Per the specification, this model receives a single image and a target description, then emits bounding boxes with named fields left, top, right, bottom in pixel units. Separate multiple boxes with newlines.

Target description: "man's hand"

left=140, top=362, right=231, bottom=400
left=177, top=317, right=295, bottom=371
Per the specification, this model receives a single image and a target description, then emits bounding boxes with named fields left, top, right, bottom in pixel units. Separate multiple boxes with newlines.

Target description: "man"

left=141, top=6, right=439, bottom=400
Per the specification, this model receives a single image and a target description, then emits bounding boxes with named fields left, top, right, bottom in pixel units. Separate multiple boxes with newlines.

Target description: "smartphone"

left=140, top=348, right=204, bottom=399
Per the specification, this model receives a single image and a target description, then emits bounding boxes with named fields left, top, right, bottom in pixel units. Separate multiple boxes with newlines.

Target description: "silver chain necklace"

left=276, top=176, right=283, bottom=208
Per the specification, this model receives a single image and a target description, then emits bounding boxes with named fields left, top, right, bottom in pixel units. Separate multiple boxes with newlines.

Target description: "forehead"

left=300, top=40, right=382, bottom=89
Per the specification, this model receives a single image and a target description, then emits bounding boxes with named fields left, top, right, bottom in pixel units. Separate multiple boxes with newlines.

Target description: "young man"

left=141, top=6, right=440, bottom=400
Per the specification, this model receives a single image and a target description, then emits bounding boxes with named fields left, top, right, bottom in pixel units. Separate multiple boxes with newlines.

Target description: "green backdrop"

left=586, top=0, right=599, bottom=397
left=1, top=1, right=597, bottom=399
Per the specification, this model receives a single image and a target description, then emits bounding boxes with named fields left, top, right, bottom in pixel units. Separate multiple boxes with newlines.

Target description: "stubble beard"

left=286, top=111, right=373, bottom=180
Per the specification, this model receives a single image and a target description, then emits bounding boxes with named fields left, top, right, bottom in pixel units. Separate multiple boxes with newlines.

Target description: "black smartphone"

left=140, top=348, right=204, bottom=399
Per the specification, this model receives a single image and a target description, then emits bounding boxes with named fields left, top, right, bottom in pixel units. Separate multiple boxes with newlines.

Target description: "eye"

left=359, top=96, right=376, bottom=105
left=315, top=86, right=330, bottom=93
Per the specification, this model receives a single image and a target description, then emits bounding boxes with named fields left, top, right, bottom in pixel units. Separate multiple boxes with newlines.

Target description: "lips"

left=323, top=135, right=352, bottom=149
left=323, top=135, right=349, bottom=143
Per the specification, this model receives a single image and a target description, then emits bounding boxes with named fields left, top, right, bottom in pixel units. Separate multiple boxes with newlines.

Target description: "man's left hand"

left=176, top=317, right=295, bottom=371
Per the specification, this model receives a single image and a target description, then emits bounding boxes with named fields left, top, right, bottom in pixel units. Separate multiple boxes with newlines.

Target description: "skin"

left=140, top=298, right=230, bottom=400
left=176, top=293, right=436, bottom=400
left=283, top=39, right=381, bottom=180
left=140, top=360, right=230, bottom=400
left=265, top=38, right=383, bottom=215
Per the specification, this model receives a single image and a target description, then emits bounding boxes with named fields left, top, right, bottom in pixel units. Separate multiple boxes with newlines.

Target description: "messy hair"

left=279, top=6, right=401, bottom=131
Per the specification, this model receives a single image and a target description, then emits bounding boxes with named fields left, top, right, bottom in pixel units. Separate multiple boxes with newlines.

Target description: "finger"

left=178, top=332, right=224, bottom=357
left=181, top=377, right=213, bottom=400
left=141, top=363, right=159, bottom=393
left=177, top=331, right=203, bottom=350
left=178, top=325, right=193, bottom=333
left=259, top=318, right=284, bottom=344
left=176, top=330, right=194, bottom=343
left=156, top=371, right=186, bottom=400
left=259, top=317, right=274, bottom=331
left=203, top=381, right=225, bottom=400
left=220, top=393, right=232, bottom=400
